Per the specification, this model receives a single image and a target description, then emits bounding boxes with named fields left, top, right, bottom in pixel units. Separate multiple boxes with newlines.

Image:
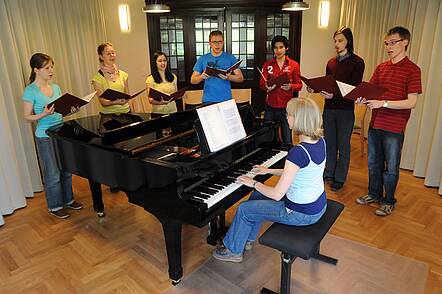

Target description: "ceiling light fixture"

left=282, top=0, right=310, bottom=11
left=143, top=1, right=170, bottom=13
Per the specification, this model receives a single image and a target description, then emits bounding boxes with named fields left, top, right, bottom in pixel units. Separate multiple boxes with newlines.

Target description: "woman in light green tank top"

left=146, top=51, right=178, bottom=117
left=91, top=42, right=130, bottom=114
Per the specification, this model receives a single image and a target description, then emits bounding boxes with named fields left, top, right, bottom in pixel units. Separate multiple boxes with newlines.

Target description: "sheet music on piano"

left=196, top=99, right=247, bottom=152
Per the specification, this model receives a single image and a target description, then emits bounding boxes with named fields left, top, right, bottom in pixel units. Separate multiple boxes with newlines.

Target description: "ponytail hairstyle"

left=151, top=51, right=174, bottom=83
left=29, top=53, right=54, bottom=83
left=97, top=42, right=113, bottom=63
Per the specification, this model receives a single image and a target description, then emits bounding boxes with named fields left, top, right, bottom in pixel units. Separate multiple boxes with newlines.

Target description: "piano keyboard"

left=182, top=149, right=288, bottom=209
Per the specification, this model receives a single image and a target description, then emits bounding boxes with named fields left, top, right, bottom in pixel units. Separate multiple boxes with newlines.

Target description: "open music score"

left=48, top=91, right=96, bottom=116
left=149, top=87, right=187, bottom=102
left=205, top=60, right=242, bottom=77
left=196, top=99, right=246, bottom=152
left=100, top=88, right=146, bottom=101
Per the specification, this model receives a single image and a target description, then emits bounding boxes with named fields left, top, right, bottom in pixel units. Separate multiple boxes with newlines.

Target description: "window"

left=266, top=13, right=290, bottom=60
left=159, top=16, right=185, bottom=81
left=195, top=15, right=219, bottom=59
left=230, top=13, right=254, bottom=80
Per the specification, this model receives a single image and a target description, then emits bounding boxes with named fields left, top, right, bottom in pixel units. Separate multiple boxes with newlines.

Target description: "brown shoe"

left=375, top=204, right=395, bottom=216
left=64, top=200, right=83, bottom=210
left=50, top=208, right=70, bottom=219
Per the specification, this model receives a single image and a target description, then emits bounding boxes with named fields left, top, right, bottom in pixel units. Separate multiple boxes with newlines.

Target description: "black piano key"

left=187, top=191, right=210, bottom=200
left=193, top=186, right=217, bottom=195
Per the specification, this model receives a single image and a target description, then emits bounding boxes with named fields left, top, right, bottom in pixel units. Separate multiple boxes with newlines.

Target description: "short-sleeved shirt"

left=369, top=57, right=422, bottom=133
left=193, top=51, right=238, bottom=103
left=146, top=74, right=178, bottom=114
left=22, top=83, right=63, bottom=138
left=92, top=70, right=130, bottom=114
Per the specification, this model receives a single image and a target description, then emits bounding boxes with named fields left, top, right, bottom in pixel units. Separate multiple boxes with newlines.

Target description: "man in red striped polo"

left=355, top=26, right=422, bottom=216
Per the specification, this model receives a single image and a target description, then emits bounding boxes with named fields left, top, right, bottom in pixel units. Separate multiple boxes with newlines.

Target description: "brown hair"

left=286, top=97, right=323, bottom=140
left=29, top=53, right=53, bottom=83
left=97, top=42, right=113, bottom=62
left=386, top=26, right=411, bottom=50
left=209, top=30, right=223, bottom=41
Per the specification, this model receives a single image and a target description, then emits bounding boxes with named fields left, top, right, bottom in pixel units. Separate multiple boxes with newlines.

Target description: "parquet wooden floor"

left=0, top=134, right=440, bottom=293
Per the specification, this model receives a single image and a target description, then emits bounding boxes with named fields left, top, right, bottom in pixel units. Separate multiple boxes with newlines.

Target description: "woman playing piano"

left=91, top=42, right=131, bottom=114
left=22, top=53, right=83, bottom=219
left=146, top=51, right=178, bottom=118
left=213, top=97, right=327, bottom=263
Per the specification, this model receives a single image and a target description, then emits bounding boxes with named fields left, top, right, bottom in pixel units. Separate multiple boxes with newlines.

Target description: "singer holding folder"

left=319, top=27, right=365, bottom=192
left=259, top=35, right=302, bottom=149
left=22, top=53, right=83, bottom=219
left=91, top=42, right=130, bottom=114
left=355, top=27, right=422, bottom=217
left=146, top=51, right=178, bottom=118
left=191, top=30, right=244, bottom=103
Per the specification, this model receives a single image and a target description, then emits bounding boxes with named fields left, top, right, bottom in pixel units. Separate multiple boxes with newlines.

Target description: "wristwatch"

left=383, top=100, right=389, bottom=108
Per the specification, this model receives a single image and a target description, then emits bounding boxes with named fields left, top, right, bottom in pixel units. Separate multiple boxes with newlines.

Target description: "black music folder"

left=205, top=60, right=242, bottom=77
left=100, top=88, right=146, bottom=101
left=298, top=74, right=341, bottom=96
left=48, top=91, right=96, bottom=116
left=148, top=87, right=187, bottom=102
left=336, top=81, right=388, bottom=101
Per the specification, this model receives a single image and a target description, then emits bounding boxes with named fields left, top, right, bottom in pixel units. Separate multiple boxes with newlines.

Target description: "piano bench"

left=258, top=199, right=344, bottom=294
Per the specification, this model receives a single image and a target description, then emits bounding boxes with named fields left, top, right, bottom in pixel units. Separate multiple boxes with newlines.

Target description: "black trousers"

left=323, top=108, right=355, bottom=184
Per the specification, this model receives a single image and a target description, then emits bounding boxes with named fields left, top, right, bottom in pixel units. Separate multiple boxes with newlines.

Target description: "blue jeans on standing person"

left=35, top=137, right=74, bottom=211
left=323, top=108, right=355, bottom=183
left=264, top=105, right=292, bottom=148
left=367, top=128, right=404, bottom=205
left=223, top=191, right=327, bottom=254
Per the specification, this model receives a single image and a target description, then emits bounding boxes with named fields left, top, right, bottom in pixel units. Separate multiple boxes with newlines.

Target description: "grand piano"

left=47, top=103, right=287, bottom=284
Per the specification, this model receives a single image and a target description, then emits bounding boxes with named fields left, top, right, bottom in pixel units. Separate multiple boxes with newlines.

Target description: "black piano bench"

left=258, top=199, right=344, bottom=294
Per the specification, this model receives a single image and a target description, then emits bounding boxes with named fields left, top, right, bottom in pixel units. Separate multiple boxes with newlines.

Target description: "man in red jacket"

left=259, top=35, right=302, bottom=149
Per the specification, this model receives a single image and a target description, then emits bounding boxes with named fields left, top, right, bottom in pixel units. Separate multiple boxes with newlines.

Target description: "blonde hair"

left=286, top=97, right=323, bottom=140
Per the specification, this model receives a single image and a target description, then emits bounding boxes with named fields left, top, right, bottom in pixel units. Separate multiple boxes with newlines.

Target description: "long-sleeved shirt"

left=259, top=56, right=302, bottom=108
left=324, top=54, right=365, bottom=110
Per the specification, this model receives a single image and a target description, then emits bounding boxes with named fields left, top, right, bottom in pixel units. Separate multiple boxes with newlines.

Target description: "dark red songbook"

left=48, top=91, right=96, bottom=116
left=100, top=88, right=146, bottom=101
left=205, top=60, right=242, bottom=77
left=298, top=74, right=341, bottom=96
left=148, top=87, right=187, bottom=102
left=267, top=74, right=290, bottom=87
left=336, top=81, right=388, bottom=101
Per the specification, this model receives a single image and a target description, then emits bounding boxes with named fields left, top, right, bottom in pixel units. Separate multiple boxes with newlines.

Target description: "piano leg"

left=88, top=180, right=105, bottom=217
left=207, top=213, right=227, bottom=245
left=160, top=218, right=183, bottom=285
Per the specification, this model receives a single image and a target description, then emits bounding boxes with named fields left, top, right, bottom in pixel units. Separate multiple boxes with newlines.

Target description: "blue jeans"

left=35, top=137, right=74, bottom=211
left=223, top=191, right=327, bottom=254
left=323, top=109, right=355, bottom=183
left=367, top=128, right=404, bottom=205
left=264, top=105, right=292, bottom=148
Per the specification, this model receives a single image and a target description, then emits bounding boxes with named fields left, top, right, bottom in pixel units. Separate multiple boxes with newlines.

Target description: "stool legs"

left=312, top=244, right=338, bottom=265
left=260, top=252, right=296, bottom=294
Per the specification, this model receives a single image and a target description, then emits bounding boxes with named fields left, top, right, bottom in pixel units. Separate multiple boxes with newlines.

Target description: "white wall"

left=102, top=0, right=150, bottom=98
left=300, top=0, right=342, bottom=96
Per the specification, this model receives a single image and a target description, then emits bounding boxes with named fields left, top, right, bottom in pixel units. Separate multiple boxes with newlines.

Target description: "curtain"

left=340, top=0, right=442, bottom=194
left=0, top=0, right=107, bottom=225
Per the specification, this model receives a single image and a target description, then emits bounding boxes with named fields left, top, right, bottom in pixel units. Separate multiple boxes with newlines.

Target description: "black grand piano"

left=47, top=104, right=287, bottom=284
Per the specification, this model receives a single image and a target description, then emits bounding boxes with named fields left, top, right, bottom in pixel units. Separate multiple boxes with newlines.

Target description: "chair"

left=258, top=199, right=344, bottom=294
left=353, top=104, right=368, bottom=156
left=183, top=89, right=203, bottom=109
left=232, top=88, right=251, bottom=106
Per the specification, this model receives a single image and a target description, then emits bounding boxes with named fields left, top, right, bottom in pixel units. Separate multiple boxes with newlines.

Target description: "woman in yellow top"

left=91, top=42, right=130, bottom=114
left=146, top=51, right=178, bottom=118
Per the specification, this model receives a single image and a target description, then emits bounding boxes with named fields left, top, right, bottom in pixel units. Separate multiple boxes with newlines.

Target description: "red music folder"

left=148, top=87, right=187, bottom=102
left=336, top=81, right=388, bottom=101
left=267, top=74, right=290, bottom=87
left=205, top=60, right=242, bottom=77
left=100, top=88, right=146, bottom=101
left=48, top=91, right=96, bottom=116
left=298, top=74, right=341, bottom=96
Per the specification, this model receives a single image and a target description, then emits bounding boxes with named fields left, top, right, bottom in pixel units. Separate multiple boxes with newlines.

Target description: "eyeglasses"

left=384, top=39, right=403, bottom=46
left=210, top=40, right=223, bottom=45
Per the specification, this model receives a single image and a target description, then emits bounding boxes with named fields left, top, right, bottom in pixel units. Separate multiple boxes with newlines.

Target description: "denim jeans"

left=223, top=191, right=327, bottom=254
left=367, top=128, right=404, bottom=205
left=35, top=137, right=74, bottom=211
left=264, top=105, right=292, bottom=148
left=323, top=108, right=355, bottom=183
